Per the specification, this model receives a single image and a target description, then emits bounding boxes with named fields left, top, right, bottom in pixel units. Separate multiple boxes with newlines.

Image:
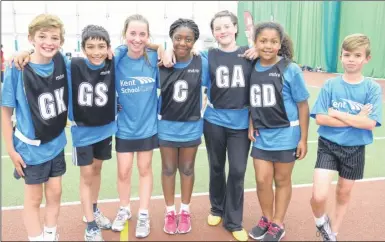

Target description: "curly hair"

left=254, top=21, right=294, bottom=61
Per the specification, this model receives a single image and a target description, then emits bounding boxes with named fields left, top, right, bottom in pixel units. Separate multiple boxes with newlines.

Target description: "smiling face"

left=254, top=28, right=281, bottom=63
left=82, top=38, right=109, bottom=66
left=125, top=20, right=149, bottom=57
left=212, top=16, right=237, bottom=47
left=28, top=27, right=62, bottom=59
left=172, top=26, right=195, bottom=61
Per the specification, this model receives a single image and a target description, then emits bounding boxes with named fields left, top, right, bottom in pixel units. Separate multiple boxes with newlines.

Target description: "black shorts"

left=115, top=134, right=159, bottom=153
left=250, top=147, right=297, bottom=163
left=159, top=137, right=201, bottom=148
left=14, top=150, right=66, bottom=185
left=73, top=136, right=112, bottom=166
left=315, top=136, right=365, bottom=180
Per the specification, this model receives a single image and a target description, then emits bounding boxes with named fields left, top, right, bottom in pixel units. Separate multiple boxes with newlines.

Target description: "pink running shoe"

left=177, top=210, right=192, bottom=234
left=163, top=210, right=178, bottom=234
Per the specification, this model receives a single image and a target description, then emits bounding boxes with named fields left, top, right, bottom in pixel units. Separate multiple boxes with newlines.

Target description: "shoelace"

left=166, top=212, right=176, bottom=223
left=116, top=209, right=128, bottom=221
left=267, top=225, right=281, bottom=237
left=88, top=227, right=100, bottom=236
left=316, top=226, right=331, bottom=241
left=137, top=218, right=149, bottom=228
left=258, top=218, right=270, bottom=229
left=179, top=211, right=191, bottom=224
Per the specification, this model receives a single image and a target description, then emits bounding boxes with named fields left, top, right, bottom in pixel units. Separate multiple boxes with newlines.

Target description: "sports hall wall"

left=237, top=1, right=385, bottom=78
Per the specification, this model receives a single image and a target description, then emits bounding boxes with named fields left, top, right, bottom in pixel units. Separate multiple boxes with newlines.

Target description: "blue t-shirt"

left=201, top=49, right=249, bottom=130
left=114, top=46, right=159, bottom=140
left=1, top=61, right=67, bottom=165
left=252, top=59, right=310, bottom=150
left=67, top=58, right=117, bottom=147
left=310, top=76, right=382, bottom=146
left=157, top=56, right=210, bottom=142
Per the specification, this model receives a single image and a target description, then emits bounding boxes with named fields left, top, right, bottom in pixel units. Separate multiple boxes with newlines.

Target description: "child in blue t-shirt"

left=310, top=33, right=382, bottom=241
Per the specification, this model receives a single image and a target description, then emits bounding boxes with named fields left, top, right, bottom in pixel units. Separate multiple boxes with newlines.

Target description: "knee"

left=92, top=163, right=103, bottom=176
left=81, top=171, right=94, bottom=186
left=311, top=190, right=328, bottom=205
left=46, top=187, right=62, bottom=203
left=162, top=163, right=177, bottom=177
left=118, top=167, right=131, bottom=181
left=274, top=174, right=292, bottom=188
left=256, top=175, right=273, bottom=189
left=178, top=162, right=194, bottom=177
left=138, top=163, right=152, bottom=177
left=28, top=192, right=43, bottom=208
left=229, top=165, right=246, bottom=181
left=336, top=186, right=352, bottom=203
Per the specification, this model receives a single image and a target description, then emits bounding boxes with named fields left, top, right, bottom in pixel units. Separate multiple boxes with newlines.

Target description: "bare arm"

left=1, top=106, right=26, bottom=176
left=315, top=114, right=350, bottom=127
left=146, top=42, right=160, bottom=50
left=2, top=107, right=16, bottom=154
left=329, top=106, right=376, bottom=130
left=296, top=100, right=309, bottom=160
left=297, top=100, right=309, bottom=142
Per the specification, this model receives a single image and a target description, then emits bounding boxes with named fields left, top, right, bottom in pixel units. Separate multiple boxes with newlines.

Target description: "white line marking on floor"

left=2, top=177, right=385, bottom=211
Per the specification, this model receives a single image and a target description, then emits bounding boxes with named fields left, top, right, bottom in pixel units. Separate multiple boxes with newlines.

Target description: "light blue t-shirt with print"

left=1, top=61, right=67, bottom=165
left=157, top=56, right=210, bottom=142
left=114, top=45, right=159, bottom=140
left=251, top=59, right=310, bottom=151
left=310, top=76, right=382, bottom=146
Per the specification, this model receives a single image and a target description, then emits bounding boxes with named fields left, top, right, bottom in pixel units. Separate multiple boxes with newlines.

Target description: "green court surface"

left=1, top=86, right=385, bottom=207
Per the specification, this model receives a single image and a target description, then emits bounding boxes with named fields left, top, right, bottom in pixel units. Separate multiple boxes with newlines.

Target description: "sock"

left=180, top=203, right=190, bottom=213
left=166, top=205, right=176, bottom=213
left=28, top=232, right=44, bottom=241
left=121, top=204, right=130, bottom=212
left=44, top=225, right=57, bottom=240
left=138, top=209, right=149, bottom=219
left=314, top=214, right=326, bottom=227
left=93, top=203, right=98, bottom=213
left=87, top=220, right=98, bottom=232
left=333, top=232, right=338, bottom=237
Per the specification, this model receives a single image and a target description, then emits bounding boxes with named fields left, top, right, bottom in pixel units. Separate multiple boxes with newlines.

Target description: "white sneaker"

left=82, top=208, right=112, bottom=230
left=135, top=215, right=150, bottom=238
left=111, top=207, right=132, bottom=232
left=44, top=232, right=59, bottom=241
left=84, top=227, right=103, bottom=241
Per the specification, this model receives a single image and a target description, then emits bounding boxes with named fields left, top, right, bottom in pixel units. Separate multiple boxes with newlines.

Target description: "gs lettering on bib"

left=159, top=55, right=202, bottom=121
left=22, top=53, right=68, bottom=143
left=71, top=57, right=116, bottom=127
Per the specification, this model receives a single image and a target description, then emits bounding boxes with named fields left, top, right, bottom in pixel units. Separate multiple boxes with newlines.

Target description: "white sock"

left=180, top=203, right=190, bottom=213
left=121, top=204, right=130, bottom=212
left=138, top=209, right=149, bottom=218
left=314, top=214, right=326, bottom=227
left=28, top=232, right=44, bottom=241
left=44, top=225, right=57, bottom=240
left=333, top=232, right=338, bottom=237
left=166, top=205, right=176, bottom=213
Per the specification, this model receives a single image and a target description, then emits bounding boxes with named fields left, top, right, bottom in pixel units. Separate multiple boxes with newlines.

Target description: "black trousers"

left=203, top=120, right=250, bottom=232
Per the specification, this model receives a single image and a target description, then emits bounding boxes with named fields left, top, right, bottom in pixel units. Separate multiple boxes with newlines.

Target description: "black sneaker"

left=249, top=216, right=271, bottom=240
left=262, top=223, right=285, bottom=241
left=316, top=216, right=336, bottom=241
